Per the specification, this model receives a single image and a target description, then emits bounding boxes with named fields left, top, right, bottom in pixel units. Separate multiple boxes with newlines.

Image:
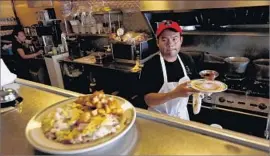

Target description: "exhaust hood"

left=140, top=1, right=270, bottom=11
left=141, top=2, right=269, bottom=36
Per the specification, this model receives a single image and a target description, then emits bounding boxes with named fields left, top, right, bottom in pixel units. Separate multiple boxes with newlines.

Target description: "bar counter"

left=1, top=79, right=269, bottom=155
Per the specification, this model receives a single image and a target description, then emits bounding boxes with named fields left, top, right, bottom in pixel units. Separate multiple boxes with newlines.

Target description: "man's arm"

left=144, top=82, right=198, bottom=107
left=17, top=48, right=42, bottom=59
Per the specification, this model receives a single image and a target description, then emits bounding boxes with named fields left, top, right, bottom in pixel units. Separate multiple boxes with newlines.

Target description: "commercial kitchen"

left=1, top=1, right=270, bottom=155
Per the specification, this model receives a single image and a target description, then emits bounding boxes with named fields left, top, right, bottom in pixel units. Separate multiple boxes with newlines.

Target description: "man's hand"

left=36, top=50, right=43, bottom=56
left=144, top=81, right=199, bottom=107
left=170, top=81, right=199, bottom=97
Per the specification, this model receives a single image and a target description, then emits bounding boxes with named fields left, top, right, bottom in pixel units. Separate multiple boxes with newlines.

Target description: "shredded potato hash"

left=41, top=91, right=124, bottom=144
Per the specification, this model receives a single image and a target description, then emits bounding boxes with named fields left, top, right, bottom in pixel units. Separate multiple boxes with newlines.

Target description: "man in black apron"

left=140, top=20, right=201, bottom=120
left=12, top=27, right=43, bottom=80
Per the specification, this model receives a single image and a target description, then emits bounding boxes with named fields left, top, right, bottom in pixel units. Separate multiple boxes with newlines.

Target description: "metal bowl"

left=224, top=57, right=250, bottom=63
left=0, top=88, right=19, bottom=104
left=199, top=70, right=219, bottom=79
left=224, top=57, right=250, bottom=74
left=0, top=88, right=23, bottom=108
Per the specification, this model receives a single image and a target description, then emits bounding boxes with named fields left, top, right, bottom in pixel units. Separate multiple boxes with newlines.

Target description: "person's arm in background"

left=17, top=48, right=43, bottom=59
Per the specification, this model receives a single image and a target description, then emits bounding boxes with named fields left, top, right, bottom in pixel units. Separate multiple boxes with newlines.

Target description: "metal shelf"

left=182, top=31, right=269, bottom=37
left=0, top=24, right=17, bottom=27
left=67, top=33, right=109, bottom=37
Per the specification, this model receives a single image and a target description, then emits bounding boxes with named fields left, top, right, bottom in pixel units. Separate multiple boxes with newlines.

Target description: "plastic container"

left=71, top=25, right=79, bottom=34
left=79, top=25, right=86, bottom=34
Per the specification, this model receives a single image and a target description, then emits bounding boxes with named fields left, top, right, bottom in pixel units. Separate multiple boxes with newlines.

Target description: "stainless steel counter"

left=1, top=79, right=269, bottom=155
left=59, top=56, right=141, bottom=73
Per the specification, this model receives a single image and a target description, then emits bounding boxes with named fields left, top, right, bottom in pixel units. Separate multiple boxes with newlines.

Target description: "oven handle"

left=188, top=103, right=267, bottom=119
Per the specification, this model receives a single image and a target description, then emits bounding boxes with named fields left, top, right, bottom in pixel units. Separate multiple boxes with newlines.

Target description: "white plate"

left=25, top=95, right=136, bottom=155
left=190, top=79, right=227, bottom=93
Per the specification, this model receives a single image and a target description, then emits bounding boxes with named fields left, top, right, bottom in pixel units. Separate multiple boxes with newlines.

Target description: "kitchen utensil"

left=97, top=23, right=103, bottom=34
left=190, top=79, right=227, bottom=93
left=224, top=57, right=250, bottom=74
left=0, top=88, right=23, bottom=108
left=25, top=95, right=136, bottom=154
left=199, top=70, right=219, bottom=79
left=95, top=52, right=106, bottom=64
left=204, top=53, right=225, bottom=63
left=90, top=26, right=97, bottom=34
left=253, top=59, right=270, bottom=79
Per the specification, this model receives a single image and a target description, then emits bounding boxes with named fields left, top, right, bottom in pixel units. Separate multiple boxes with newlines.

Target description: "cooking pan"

left=224, top=57, right=250, bottom=74
left=253, top=59, right=270, bottom=79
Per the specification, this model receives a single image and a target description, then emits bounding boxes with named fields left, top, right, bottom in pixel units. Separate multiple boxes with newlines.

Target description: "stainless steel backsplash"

left=182, top=35, right=269, bottom=59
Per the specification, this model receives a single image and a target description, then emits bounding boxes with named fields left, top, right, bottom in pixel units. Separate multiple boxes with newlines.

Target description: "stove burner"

left=255, top=78, right=270, bottom=84
left=224, top=74, right=246, bottom=81
left=221, top=77, right=247, bottom=91
left=218, top=76, right=269, bottom=99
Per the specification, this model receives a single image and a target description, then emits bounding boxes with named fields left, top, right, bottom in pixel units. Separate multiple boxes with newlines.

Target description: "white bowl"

left=25, top=95, right=136, bottom=154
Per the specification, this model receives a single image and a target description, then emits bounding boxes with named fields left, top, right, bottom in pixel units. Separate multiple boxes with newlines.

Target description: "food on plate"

left=191, top=79, right=227, bottom=92
left=196, top=82, right=220, bottom=90
left=41, top=91, right=127, bottom=144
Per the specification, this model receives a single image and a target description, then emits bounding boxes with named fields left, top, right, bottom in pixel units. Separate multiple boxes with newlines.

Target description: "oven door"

left=112, top=43, right=135, bottom=60
left=187, top=103, right=267, bottom=138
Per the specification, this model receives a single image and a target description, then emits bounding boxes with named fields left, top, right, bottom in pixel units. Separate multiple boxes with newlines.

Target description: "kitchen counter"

left=1, top=78, right=269, bottom=155
left=59, top=56, right=142, bottom=74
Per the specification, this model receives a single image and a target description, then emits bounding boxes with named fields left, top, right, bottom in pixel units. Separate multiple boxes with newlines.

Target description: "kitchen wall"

left=13, top=0, right=63, bottom=26
left=0, top=0, right=15, bottom=18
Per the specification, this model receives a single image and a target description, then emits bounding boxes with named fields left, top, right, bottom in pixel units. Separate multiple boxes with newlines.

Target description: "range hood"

left=141, top=2, right=269, bottom=36
left=140, top=1, right=270, bottom=11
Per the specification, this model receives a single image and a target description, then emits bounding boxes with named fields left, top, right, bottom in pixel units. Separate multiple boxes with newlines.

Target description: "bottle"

left=61, top=33, right=68, bottom=52
left=52, top=47, right=57, bottom=55
left=89, top=72, right=97, bottom=93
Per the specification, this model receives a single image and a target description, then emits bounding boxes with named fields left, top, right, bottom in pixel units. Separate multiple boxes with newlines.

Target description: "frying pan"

left=253, top=59, right=270, bottom=79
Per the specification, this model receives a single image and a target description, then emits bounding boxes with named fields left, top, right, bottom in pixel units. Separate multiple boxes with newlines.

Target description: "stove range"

left=203, top=76, right=270, bottom=115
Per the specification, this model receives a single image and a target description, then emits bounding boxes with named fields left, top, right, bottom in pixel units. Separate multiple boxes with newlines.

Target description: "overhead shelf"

left=67, top=33, right=109, bottom=37
left=92, top=10, right=122, bottom=15
left=182, top=31, right=269, bottom=37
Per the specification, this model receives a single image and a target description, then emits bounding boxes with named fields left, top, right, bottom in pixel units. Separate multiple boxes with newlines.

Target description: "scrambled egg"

left=41, top=91, right=124, bottom=144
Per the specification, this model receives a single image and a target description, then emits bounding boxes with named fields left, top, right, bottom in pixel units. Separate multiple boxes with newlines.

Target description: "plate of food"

left=25, top=91, right=136, bottom=154
left=190, top=79, right=227, bottom=93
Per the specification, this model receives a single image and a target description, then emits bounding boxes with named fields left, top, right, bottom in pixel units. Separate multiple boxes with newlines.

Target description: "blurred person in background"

left=12, top=26, right=43, bottom=80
